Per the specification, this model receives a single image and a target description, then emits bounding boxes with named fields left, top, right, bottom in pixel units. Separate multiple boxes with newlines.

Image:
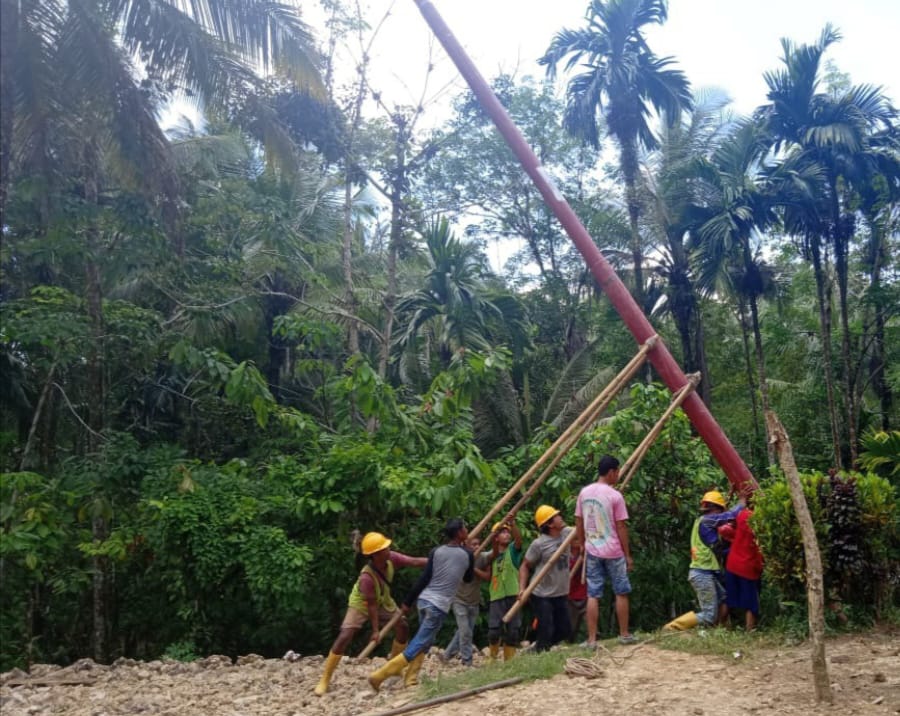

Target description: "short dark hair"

left=597, top=455, right=620, bottom=477
left=444, top=517, right=466, bottom=540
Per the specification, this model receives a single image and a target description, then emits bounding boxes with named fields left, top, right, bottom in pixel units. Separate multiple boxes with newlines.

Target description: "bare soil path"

left=2, top=631, right=897, bottom=716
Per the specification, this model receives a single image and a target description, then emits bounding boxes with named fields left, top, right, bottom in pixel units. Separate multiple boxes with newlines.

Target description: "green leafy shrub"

left=752, top=470, right=899, bottom=623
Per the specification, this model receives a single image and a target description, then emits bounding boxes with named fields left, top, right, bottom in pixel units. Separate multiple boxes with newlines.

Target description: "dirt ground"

left=2, top=630, right=898, bottom=716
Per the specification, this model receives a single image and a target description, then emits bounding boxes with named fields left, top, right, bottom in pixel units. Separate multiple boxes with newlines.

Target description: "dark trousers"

left=531, top=595, right=571, bottom=651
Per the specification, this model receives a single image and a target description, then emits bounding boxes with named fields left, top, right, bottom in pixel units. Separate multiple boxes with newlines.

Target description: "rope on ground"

left=564, top=657, right=604, bottom=678
left=566, top=632, right=667, bottom=677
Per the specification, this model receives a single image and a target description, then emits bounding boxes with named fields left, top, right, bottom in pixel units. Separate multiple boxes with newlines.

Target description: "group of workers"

left=313, top=454, right=763, bottom=697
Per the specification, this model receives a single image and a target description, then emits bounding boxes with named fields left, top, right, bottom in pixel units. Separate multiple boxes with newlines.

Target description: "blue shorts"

left=585, top=554, right=631, bottom=597
left=725, top=572, right=760, bottom=614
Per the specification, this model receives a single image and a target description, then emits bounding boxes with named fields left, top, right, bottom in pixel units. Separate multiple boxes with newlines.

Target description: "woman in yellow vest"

left=314, top=532, right=427, bottom=696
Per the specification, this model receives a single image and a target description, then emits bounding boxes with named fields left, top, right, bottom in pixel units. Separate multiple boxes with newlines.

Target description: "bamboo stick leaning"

left=618, top=373, right=700, bottom=490
left=472, top=338, right=657, bottom=551
left=357, top=611, right=403, bottom=659
left=502, top=528, right=579, bottom=623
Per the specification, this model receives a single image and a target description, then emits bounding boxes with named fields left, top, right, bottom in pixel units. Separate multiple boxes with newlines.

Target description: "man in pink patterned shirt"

left=575, top=455, right=636, bottom=646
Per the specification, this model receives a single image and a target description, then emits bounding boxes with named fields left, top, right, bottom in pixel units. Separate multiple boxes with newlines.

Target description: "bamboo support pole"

left=502, top=378, right=698, bottom=623
left=473, top=340, right=656, bottom=551
left=366, top=677, right=524, bottom=716
left=502, top=528, right=578, bottom=623
left=569, top=554, right=584, bottom=580
left=357, top=610, right=403, bottom=659
left=618, top=373, right=700, bottom=491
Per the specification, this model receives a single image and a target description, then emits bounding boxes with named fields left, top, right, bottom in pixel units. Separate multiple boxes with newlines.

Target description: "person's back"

left=419, top=543, right=474, bottom=613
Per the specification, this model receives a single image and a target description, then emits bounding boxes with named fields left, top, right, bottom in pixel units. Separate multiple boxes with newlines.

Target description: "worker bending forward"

left=369, top=518, right=474, bottom=692
left=315, top=532, right=427, bottom=696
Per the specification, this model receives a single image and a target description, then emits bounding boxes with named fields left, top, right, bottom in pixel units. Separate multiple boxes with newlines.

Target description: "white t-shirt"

left=575, top=482, right=628, bottom=559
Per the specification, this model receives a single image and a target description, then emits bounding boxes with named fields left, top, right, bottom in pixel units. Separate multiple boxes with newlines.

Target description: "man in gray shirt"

left=519, top=505, right=573, bottom=651
left=443, top=536, right=490, bottom=665
left=369, top=518, right=474, bottom=691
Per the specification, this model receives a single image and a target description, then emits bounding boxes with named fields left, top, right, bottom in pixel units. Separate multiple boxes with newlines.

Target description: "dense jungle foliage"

left=1, top=0, right=898, bottom=670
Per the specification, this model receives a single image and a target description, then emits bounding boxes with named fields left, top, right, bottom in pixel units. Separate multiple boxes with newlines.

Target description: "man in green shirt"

left=482, top=520, right=523, bottom=661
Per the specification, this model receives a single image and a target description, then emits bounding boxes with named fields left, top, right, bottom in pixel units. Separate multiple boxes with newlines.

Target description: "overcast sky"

left=355, top=0, right=900, bottom=120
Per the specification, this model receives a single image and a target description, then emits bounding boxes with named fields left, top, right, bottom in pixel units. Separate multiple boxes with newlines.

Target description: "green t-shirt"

left=485, top=543, right=522, bottom=601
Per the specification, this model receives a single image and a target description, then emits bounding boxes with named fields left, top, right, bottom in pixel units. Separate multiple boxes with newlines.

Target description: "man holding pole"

left=575, top=455, right=637, bottom=646
left=519, top=505, right=573, bottom=651
left=314, top=532, right=427, bottom=696
left=368, top=518, right=474, bottom=692
left=483, top=520, right=523, bottom=661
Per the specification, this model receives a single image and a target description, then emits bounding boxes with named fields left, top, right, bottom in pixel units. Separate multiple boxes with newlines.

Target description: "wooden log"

left=765, top=410, right=831, bottom=705
left=503, top=528, right=578, bottom=623
left=357, top=610, right=404, bottom=659
left=366, top=677, right=523, bottom=716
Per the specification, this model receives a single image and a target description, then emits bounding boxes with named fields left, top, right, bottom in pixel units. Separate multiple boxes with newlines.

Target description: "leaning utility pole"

left=411, top=0, right=756, bottom=492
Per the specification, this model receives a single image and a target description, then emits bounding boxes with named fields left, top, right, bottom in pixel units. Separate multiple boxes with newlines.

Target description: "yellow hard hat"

left=535, top=505, right=560, bottom=528
left=361, top=532, right=392, bottom=555
left=492, top=521, right=510, bottom=533
left=701, top=491, right=727, bottom=508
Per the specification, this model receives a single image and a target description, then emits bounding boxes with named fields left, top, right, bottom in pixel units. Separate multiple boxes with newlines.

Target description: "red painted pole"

left=411, top=0, right=757, bottom=491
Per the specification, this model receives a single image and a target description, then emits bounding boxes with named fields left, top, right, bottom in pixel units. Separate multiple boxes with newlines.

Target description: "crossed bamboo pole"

left=502, top=374, right=700, bottom=623
left=618, top=373, right=701, bottom=490
left=471, top=337, right=657, bottom=553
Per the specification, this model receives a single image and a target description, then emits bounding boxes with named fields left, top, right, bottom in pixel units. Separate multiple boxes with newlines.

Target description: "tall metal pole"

left=411, top=0, right=757, bottom=491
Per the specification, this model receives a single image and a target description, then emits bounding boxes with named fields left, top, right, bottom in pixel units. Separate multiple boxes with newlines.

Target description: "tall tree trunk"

left=83, top=143, right=109, bottom=664
left=341, top=176, right=359, bottom=356
left=19, top=361, right=58, bottom=470
left=809, top=237, right=842, bottom=469
left=832, top=201, right=858, bottom=465
left=667, top=230, right=710, bottom=405
left=857, top=205, right=894, bottom=430
left=736, top=299, right=761, bottom=468
left=619, top=141, right=644, bottom=310
left=748, top=294, right=774, bottom=467
left=378, top=115, right=408, bottom=380
left=0, top=0, right=17, bottom=230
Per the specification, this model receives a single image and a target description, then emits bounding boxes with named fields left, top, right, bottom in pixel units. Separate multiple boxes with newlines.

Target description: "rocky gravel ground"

left=1, top=631, right=898, bottom=716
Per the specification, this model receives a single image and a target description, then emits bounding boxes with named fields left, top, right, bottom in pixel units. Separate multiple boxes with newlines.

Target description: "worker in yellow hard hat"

left=313, top=531, right=427, bottom=696
left=663, top=490, right=745, bottom=632
left=481, top=518, right=523, bottom=661
left=518, top=505, right=574, bottom=651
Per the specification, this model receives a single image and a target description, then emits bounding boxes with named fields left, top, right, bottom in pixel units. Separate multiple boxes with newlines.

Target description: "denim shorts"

left=585, top=555, right=631, bottom=597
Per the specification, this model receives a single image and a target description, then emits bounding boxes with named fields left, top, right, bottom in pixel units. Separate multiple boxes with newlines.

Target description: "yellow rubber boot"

left=368, top=653, right=408, bottom=693
left=403, top=652, right=425, bottom=687
left=663, top=611, right=699, bottom=631
left=503, top=646, right=516, bottom=661
left=488, top=643, right=500, bottom=661
left=389, top=639, right=407, bottom=658
left=314, top=651, right=341, bottom=696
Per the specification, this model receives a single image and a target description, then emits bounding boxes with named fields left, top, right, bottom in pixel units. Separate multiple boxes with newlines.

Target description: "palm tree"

left=1, top=0, right=322, bottom=230
left=641, top=90, right=733, bottom=405
left=756, top=25, right=898, bottom=466
left=689, top=121, right=781, bottom=459
left=394, top=218, right=529, bottom=382
left=540, top=0, right=692, bottom=310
